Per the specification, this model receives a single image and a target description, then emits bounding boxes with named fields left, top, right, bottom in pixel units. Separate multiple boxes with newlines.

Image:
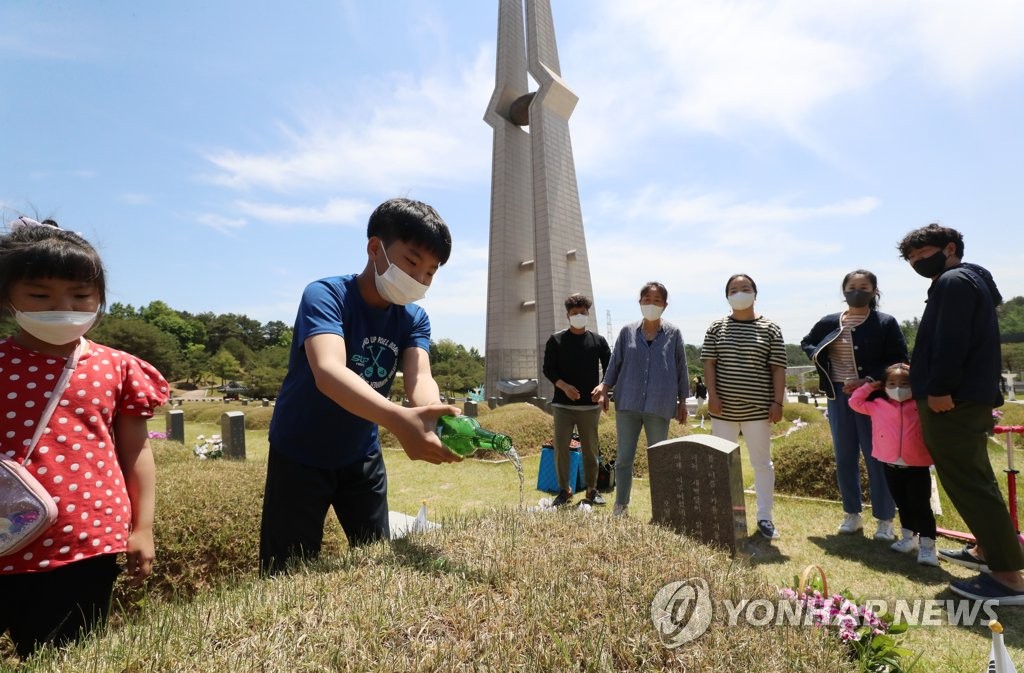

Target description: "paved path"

left=175, top=388, right=214, bottom=400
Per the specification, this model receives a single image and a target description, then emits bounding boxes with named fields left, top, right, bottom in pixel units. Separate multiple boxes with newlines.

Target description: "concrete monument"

left=483, top=0, right=597, bottom=403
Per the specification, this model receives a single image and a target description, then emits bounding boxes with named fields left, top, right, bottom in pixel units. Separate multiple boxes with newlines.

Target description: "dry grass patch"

left=9, top=402, right=1024, bottom=669
left=17, top=511, right=850, bottom=673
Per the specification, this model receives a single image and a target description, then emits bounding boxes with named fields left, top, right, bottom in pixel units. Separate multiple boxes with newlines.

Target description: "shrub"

left=113, top=440, right=346, bottom=606
left=782, top=402, right=827, bottom=424
left=156, top=402, right=274, bottom=430
left=772, top=421, right=869, bottom=502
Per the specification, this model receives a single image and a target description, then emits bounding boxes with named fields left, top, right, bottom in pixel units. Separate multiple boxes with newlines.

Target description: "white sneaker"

left=874, top=519, right=896, bottom=541
left=890, top=528, right=918, bottom=553
left=837, top=513, right=863, bottom=535
left=613, top=504, right=628, bottom=518
left=918, top=537, right=940, bottom=567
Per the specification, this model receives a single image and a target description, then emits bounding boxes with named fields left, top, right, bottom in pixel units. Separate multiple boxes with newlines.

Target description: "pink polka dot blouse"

left=0, top=337, right=169, bottom=574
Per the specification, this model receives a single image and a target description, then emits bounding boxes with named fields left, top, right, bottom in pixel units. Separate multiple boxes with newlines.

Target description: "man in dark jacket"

left=543, top=293, right=611, bottom=507
left=898, top=223, right=1024, bottom=604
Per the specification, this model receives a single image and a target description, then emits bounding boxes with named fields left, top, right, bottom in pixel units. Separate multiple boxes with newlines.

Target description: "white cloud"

left=903, top=0, right=1024, bottom=92
left=235, top=197, right=372, bottom=226
left=418, top=241, right=489, bottom=318
left=578, top=187, right=891, bottom=342
left=202, top=48, right=495, bottom=194
left=0, top=34, right=70, bottom=59
left=564, top=0, right=1024, bottom=169
left=590, top=188, right=878, bottom=234
left=196, top=213, right=247, bottom=235
left=117, top=193, right=153, bottom=205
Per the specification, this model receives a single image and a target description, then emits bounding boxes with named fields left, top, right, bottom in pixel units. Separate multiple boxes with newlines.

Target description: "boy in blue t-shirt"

left=259, top=197, right=461, bottom=574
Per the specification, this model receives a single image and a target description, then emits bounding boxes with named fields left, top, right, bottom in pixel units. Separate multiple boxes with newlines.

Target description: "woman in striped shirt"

left=701, top=274, right=788, bottom=540
left=800, top=269, right=908, bottom=540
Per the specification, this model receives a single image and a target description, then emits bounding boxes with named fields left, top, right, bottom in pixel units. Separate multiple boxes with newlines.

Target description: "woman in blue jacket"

left=801, top=269, right=908, bottom=540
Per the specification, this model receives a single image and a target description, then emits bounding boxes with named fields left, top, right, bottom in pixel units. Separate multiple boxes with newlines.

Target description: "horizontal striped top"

left=828, top=312, right=869, bottom=383
left=701, top=316, right=787, bottom=422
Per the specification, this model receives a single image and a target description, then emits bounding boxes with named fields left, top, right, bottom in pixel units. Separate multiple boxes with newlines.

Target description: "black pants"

left=259, top=447, right=390, bottom=575
left=0, top=554, right=120, bottom=659
left=884, top=464, right=936, bottom=538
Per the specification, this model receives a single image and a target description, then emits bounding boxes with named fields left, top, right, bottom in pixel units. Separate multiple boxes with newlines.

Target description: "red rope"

left=994, top=425, right=1024, bottom=434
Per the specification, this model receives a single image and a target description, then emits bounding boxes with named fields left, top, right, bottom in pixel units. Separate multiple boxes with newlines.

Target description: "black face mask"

left=912, top=249, right=948, bottom=279
left=843, top=290, right=874, bottom=308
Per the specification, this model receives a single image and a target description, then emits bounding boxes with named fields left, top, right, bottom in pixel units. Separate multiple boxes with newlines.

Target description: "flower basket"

left=779, top=565, right=917, bottom=672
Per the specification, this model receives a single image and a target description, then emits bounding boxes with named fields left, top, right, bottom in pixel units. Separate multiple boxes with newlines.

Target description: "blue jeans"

left=614, top=409, right=670, bottom=507
left=828, top=389, right=895, bottom=520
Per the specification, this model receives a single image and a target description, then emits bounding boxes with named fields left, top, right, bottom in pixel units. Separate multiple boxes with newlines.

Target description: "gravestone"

left=464, top=400, right=478, bottom=418
left=1005, top=373, right=1017, bottom=402
left=647, top=435, right=747, bottom=555
left=262, top=399, right=270, bottom=407
left=165, top=409, right=185, bottom=443
left=488, top=397, right=498, bottom=410
left=797, top=394, right=809, bottom=404
left=220, top=411, right=246, bottom=460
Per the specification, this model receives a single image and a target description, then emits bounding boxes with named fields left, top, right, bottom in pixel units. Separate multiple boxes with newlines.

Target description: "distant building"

left=218, top=381, right=248, bottom=400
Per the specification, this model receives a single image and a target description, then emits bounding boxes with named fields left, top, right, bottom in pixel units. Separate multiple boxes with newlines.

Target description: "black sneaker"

left=757, top=520, right=780, bottom=540
left=938, top=545, right=990, bottom=573
left=584, top=489, right=606, bottom=506
left=551, top=489, right=573, bottom=507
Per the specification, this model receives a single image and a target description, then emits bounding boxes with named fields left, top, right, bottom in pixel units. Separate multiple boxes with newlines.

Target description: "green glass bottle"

left=436, top=415, right=513, bottom=457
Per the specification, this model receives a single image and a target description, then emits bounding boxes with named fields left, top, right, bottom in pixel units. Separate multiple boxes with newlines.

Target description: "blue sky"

left=3, top=1, right=1023, bottom=353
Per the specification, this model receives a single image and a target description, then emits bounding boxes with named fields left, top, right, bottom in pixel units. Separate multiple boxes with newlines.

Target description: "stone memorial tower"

left=483, top=0, right=595, bottom=403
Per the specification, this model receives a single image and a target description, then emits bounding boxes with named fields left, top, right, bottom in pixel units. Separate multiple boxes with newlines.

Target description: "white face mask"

left=374, top=247, right=429, bottom=305
left=886, top=386, right=913, bottom=402
left=15, top=310, right=97, bottom=345
left=727, top=292, right=756, bottom=311
left=640, top=304, right=665, bottom=321
left=568, top=314, right=589, bottom=329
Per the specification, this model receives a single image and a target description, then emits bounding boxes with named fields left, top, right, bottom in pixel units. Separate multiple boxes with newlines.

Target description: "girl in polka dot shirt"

left=0, top=218, right=168, bottom=658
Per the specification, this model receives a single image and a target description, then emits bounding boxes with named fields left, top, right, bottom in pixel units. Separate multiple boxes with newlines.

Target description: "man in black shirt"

left=898, top=223, right=1024, bottom=605
left=543, top=293, right=611, bottom=506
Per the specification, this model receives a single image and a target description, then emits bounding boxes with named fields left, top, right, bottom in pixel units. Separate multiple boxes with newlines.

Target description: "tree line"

left=0, top=301, right=486, bottom=399
left=1, top=295, right=1020, bottom=398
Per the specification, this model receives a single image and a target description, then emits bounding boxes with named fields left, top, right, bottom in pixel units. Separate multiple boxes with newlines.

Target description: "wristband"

left=771, top=401, right=783, bottom=407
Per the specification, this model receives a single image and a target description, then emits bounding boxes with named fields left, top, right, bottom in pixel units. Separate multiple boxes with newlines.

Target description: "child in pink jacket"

left=849, top=363, right=939, bottom=566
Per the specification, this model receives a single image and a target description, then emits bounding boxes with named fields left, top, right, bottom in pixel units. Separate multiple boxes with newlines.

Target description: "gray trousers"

left=552, top=405, right=602, bottom=493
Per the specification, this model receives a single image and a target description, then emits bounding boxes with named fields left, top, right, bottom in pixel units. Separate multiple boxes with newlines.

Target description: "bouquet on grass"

left=779, top=565, right=917, bottom=672
left=193, top=434, right=223, bottom=460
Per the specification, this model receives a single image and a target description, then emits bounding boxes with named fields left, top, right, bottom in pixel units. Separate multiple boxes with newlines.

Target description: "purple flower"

left=839, top=628, right=862, bottom=642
